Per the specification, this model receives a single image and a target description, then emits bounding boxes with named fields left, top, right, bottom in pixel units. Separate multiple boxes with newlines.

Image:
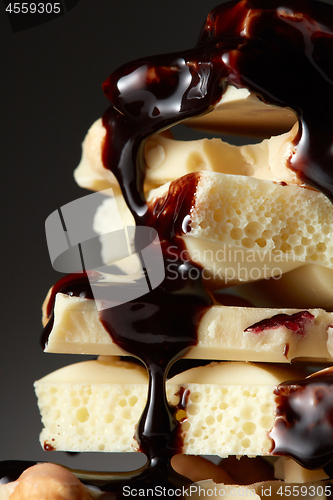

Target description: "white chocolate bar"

left=75, top=117, right=300, bottom=195
left=34, top=358, right=302, bottom=456
left=239, top=264, right=333, bottom=311
left=91, top=171, right=333, bottom=287
left=274, top=458, right=328, bottom=483
left=74, top=86, right=298, bottom=195
left=146, top=171, right=333, bottom=285
left=44, top=292, right=333, bottom=362
left=185, top=85, right=297, bottom=136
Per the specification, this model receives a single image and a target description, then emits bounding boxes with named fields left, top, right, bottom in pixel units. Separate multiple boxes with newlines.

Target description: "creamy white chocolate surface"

left=75, top=116, right=300, bottom=194
left=274, top=458, right=329, bottom=483
left=74, top=86, right=298, bottom=194
left=74, top=94, right=333, bottom=290
left=91, top=169, right=333, bottom=287
left=73, top=118, right=120, bottom=195
left=35, top=357, right=148, bottom=453
left=35, top=359, right=301, bottom=456
left=44, top=292, right=333, bottom=362
left=144, top=123, right=300, bottom=187
left=145, top=171, right=333, bottom=284
left=239, top=264, right=333, bottom=311
left=185, top=85, right=297, bottom=136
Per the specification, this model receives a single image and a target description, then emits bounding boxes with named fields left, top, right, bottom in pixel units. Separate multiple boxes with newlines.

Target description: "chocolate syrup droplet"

left=44, top=442, right=56, bottom=451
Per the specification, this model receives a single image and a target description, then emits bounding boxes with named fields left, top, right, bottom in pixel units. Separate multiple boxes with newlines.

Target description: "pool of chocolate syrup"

left=4, top=0, right=333, bottom=496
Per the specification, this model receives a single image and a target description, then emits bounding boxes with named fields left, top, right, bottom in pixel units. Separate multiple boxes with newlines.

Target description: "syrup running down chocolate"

left=36, top=0, right=333, bottom=496
left=270, top=368, right=333, bottom=470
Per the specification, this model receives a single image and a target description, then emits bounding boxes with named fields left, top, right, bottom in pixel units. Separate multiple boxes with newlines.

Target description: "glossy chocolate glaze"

left=102, top=0, right=333, bottom=206
left=99, top=257, right=211, bottom=463
left=37, top=0, right=333, bottom=492
left=270, top=368, right=333, bottom=469
left=145, top=172, right=201, bottom=240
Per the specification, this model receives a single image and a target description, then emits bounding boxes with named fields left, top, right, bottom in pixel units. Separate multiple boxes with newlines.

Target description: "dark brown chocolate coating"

left=102, top=0, right=333, bottom=210
left=270, top=368, right=333, bottom=469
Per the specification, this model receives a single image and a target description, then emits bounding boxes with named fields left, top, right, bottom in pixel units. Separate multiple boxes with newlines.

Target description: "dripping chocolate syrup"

left=36, top=0, right=333, bottom=493
left=269, top=368, right=333, bottom=470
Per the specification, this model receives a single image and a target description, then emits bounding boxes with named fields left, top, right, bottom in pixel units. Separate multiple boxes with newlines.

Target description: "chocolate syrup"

left=44, top=442, right=55, bottom=452
left=270, top=368, right=333, bottom=469
left=37, top=0, right=333, bottom=492
left=145, top=173, right=202, bottom=240
left=102, top=0, right=333, bottom=206
left=99, top=256, right=211, bottom=462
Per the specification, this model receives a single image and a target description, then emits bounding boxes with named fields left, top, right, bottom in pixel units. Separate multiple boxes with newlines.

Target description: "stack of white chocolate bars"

left=2, top=0, right=333, bottom=499
left=35, top=98, right=333, bottom=466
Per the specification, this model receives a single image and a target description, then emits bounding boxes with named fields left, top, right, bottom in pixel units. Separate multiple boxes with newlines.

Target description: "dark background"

left=0, top=0, right=225, bottom=471
left=1, top=0, right=333, bottom=473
